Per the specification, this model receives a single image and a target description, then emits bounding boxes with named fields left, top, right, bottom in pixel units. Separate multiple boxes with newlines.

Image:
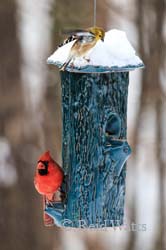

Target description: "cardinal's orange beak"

left=37, top=162, right=45, bottom=170
left=37, top=161, right=49, bottom=175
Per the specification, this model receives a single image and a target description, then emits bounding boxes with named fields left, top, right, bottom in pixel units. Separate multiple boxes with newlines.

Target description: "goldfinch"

left=59, top=27, right=105, bottom=71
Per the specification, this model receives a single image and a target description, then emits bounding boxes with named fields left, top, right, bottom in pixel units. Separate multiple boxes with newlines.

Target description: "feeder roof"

left=47, top=29, right=144, bottom=73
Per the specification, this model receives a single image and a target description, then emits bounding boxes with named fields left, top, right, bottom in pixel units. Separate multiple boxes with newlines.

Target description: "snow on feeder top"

left=47, top=29, right=144, bottom=73
left=44, top=28, right=144, bottom=228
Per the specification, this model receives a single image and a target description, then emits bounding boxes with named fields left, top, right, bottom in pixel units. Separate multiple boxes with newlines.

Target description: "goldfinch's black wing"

left=58, top=30, right=95, bottom=48
left=58, top=35, right=77, bottom=48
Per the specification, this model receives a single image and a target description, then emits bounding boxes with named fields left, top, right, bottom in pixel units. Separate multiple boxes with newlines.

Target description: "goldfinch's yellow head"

left=88, top=27, right=105, bottom=41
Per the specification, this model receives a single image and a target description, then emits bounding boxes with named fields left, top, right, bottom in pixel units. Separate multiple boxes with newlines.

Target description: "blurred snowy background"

left=0, top=0, right=165, bottom=250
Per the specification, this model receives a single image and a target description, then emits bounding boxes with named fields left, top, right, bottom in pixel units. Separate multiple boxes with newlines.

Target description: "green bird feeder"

left=46, top=29, right=144, bottom=228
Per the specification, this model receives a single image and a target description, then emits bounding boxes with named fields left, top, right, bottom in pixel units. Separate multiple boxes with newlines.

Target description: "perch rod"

left=93, top=0, right=97, bottom=26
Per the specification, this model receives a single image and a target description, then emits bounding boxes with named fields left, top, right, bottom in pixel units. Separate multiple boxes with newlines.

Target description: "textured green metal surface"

left=57, top=71, right=131, bottom=228
left=45, top=71, right=131, bottom=227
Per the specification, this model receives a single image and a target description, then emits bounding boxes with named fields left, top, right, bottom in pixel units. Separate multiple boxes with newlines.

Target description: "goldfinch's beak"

left=101, top=37, right=104, bottom=42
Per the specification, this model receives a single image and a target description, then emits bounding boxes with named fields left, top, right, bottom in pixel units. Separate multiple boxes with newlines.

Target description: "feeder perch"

left=46, top=29, right=144, bottom=228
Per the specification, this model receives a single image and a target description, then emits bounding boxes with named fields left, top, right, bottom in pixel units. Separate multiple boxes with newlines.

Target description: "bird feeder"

left=46, top=29, right=144, bottom=228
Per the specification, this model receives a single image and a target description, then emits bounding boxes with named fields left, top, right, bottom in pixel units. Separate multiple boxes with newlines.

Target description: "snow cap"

left=47, top=29, right=144, bottom=73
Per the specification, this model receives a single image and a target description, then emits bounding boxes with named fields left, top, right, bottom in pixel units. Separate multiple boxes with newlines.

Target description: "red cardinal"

left=34, top=151, right=64, bottom=226
left=34, top=151, right=64, bottom=200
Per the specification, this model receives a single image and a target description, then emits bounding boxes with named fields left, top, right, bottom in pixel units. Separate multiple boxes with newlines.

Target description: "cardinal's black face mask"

left=37, top=160, right=49, bottom=175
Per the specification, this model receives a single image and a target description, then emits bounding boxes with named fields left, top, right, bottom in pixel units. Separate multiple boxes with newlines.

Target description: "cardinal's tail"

left=42, top=195, right=54, bottom=226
